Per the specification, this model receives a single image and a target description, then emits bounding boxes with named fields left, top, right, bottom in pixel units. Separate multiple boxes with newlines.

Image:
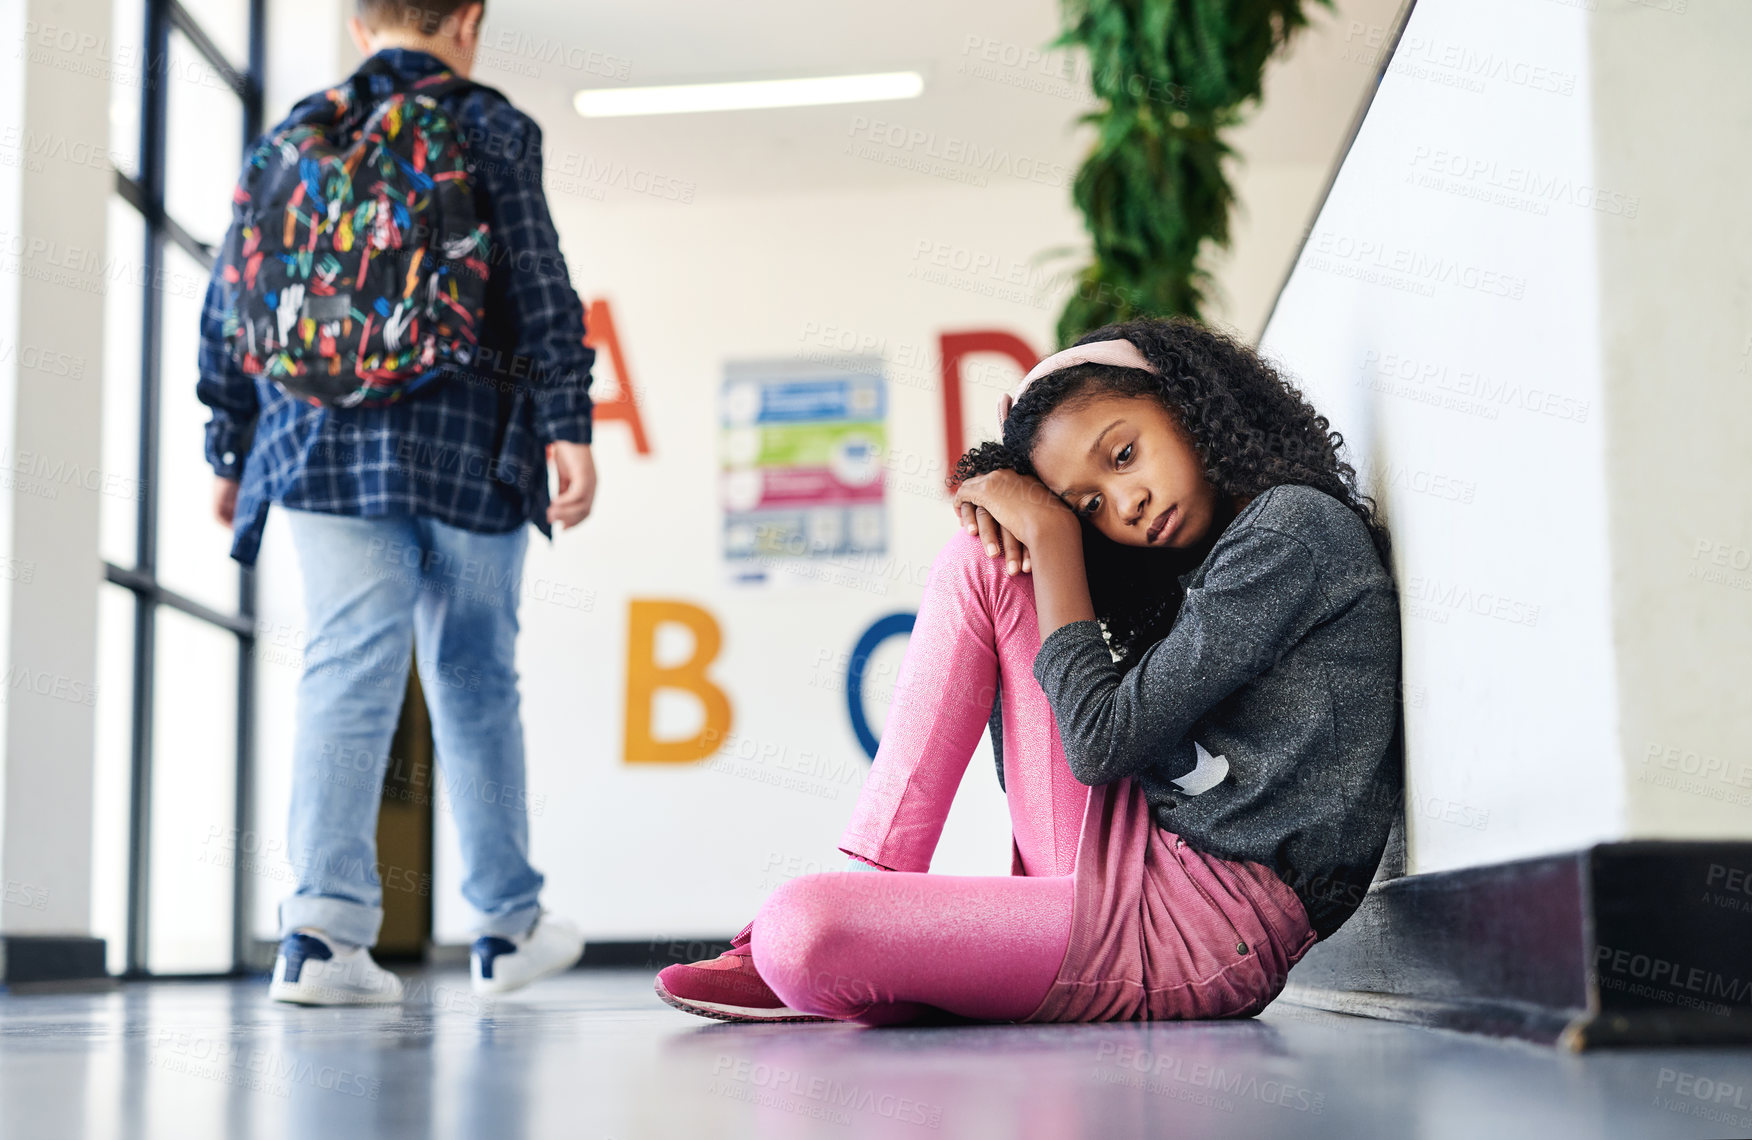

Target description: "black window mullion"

left=243, top=0, right=265, bottom=141
left=113, top=170, right=215, bottom=271
left=105, top=565, right=254, bottom=637
left=124, top=0, right=173, bottom=979
left=165, top=0, right=251, bottom=100
left=231, top=0, right=266, bottom=973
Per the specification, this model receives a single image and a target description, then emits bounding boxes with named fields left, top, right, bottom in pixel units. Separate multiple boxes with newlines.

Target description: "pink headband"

left=1012, top=338, right=1157, bottom=404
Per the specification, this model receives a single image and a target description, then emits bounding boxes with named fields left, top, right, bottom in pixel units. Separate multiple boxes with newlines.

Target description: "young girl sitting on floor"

left=657, top=317, right=1403, bottom=1025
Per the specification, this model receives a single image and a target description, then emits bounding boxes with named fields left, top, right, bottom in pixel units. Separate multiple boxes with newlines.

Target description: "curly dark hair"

left=952, top=317, right=1392, bottom=662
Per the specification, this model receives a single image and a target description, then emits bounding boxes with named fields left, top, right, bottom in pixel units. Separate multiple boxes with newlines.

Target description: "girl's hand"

left=956, top=493, right=1029, bottom=576
left=952, top=469, right=1078, bottom=576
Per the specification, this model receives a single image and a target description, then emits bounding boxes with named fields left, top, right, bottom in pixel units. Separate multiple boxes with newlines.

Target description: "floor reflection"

left=2, top=968, right=1749, bottom=1140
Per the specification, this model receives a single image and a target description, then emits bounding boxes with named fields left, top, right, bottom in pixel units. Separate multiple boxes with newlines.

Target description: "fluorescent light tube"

left=574, top=71, right=925, bottom=118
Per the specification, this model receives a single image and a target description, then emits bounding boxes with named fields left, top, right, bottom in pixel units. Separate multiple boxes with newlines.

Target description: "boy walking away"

left=198, top=0, right=596, bottom=1004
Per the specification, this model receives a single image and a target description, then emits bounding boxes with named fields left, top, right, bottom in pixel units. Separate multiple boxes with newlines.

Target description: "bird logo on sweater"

left=1173, top=741, right=1230, bottom=796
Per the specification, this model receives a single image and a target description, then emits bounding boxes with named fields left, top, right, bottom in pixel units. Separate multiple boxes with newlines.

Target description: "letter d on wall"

left=624, top=599, right=733, bottom=764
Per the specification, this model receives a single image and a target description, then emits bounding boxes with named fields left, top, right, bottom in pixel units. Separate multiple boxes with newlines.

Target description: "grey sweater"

left=1032, top=483, right=1403, bottom=940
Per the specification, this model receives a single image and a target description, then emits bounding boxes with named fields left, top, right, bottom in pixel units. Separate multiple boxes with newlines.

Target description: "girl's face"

left=1030, top=392, right=1227, bottom=550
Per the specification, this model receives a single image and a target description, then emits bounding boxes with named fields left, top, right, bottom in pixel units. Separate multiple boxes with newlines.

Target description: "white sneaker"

left=269, top=930, right=404, bottom=1006
left=471, top=914, right=585, bottom=995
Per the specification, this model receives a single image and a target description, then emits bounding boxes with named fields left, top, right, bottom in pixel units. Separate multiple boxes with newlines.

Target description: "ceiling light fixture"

left=573, top=71, right=925, bottom=118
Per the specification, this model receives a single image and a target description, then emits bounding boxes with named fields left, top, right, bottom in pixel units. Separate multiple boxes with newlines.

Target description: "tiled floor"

left=3, top=968, right=1750, bottom=1139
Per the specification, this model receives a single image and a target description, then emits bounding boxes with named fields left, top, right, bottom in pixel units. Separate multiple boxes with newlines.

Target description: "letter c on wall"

left=846, top=612, right=915, bottom=761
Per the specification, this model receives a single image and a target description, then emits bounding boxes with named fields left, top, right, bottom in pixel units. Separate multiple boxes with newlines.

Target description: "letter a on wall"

left=624, top=599, right=732, bottom=764
left=584, top=298, right=653, bottom=455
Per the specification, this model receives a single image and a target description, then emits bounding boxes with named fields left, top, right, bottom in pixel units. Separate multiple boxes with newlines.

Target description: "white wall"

left=1262, top=0, right=1752, bottom=874
left=0, top=0, right=111, bottom=938
left=1590, top=2, right=1752, bottom=840
left=454, top=182, right=1080, bottom=940
left=0, top=0, right=22, bottom=896
left=1261, top=0, right=1619, bottom=875
left=1212, top=0, right=1406, bottom=340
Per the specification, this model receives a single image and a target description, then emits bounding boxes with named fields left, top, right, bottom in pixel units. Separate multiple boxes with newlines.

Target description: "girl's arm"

left=951, top=471, right=1324, bottom=787
left=1033, top=526, right=1323, bottom=786
left=1024, top=511, right=1098, bottom=635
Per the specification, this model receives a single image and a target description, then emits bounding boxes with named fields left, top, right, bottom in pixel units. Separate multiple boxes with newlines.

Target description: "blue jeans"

left=279, top=508, right=543, bottom=946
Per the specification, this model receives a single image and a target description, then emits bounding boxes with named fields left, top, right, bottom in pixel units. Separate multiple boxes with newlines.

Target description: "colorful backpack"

left=218, top=60, right=499, bottom=408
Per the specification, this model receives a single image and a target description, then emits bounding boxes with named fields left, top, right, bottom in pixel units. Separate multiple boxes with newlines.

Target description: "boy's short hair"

left=355, top=0, right=484, bottom=35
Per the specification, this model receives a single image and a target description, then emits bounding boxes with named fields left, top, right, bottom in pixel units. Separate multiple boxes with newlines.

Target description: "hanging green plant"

left=1055, top=0, right=1329, bottom=345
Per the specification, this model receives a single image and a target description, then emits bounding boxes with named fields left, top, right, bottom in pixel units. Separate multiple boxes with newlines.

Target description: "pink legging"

left=750, top=530, right=1086, bottom=1025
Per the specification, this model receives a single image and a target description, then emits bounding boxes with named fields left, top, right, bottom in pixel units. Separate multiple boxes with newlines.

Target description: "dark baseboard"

left=431, top=938, right=736, bottom=971
left=581, top=938, right=734, bottom=970
left=0, top=935, right=111, bottom=990
left=1281, top=841, right=1752, bottom=1049
left=251, top=936, right=739, bottom=973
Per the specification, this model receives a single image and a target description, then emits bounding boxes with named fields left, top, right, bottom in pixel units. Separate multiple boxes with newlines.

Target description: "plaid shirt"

left=197, top=49, right=595, bottom=565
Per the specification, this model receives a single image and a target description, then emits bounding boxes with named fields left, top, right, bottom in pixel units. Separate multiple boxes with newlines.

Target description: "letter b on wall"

left=624, top=599, right=732, bottom=764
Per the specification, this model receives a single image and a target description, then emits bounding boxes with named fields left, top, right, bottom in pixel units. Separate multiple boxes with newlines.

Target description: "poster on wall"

left=720, top=357, right=888, bottom=587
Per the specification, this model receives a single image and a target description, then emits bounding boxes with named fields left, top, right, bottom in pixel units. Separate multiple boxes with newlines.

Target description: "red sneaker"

left=654, top=922, right=834, bottom=1023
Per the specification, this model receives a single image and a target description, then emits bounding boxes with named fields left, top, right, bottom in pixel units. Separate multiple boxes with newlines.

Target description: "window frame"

left=108, top=0, right=266, bottom=977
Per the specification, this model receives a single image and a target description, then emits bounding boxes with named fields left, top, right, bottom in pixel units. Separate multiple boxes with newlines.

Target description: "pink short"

left=1026, top=774, right=1317, bottom=1022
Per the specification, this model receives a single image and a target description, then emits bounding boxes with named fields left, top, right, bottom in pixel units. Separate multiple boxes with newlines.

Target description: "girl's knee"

left=933, top=529, right=1029, bottom=599
left=930, top=528, right=991, bottom=579
left=753, top=876, right=842, bottom=978
left=753, top=876, right=869, bottom=1018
